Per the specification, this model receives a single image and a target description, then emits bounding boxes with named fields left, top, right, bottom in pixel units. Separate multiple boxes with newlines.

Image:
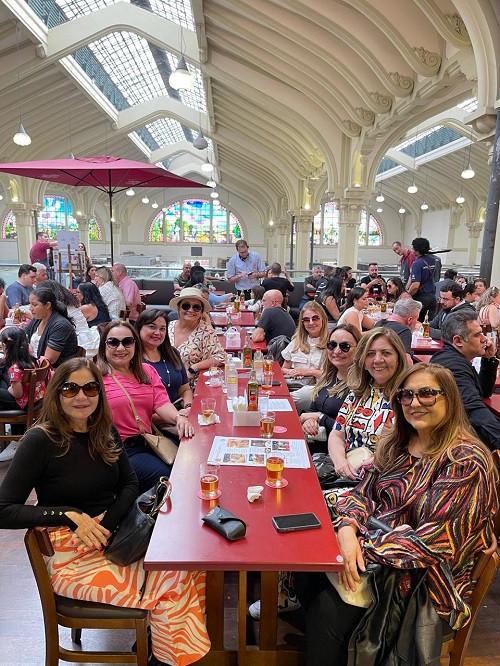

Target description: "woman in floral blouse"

left=168, top=287, right=225, bottom=387
left=301, top=363, right=497, bottom=664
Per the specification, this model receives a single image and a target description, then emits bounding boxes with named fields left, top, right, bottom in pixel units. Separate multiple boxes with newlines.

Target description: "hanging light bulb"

left=13, top=122, right=31, bottom=146
left=169, top=55, right=195, bottom=91
left=206, top=180, right=216, bottom=188
left=398, top=206, right=406, bottom=214
left=455, top=194, right=465, bottom=204
left=126, top=188, right=135, bottom=196
left=13, top=27, right=31, bottom=147
left=210, top=191, right=219, bottom=198
left=201, top=161, right=213, bottom=173
left=0, top=194, right=3, bottom=201
left=141, top=195, right=150, bottom=204
left=151, top=201, right=158, bottom=209
left=461, top=164, right=475, bottom=179
left=269, top=219, right=274, bottom=226
left=213, top=199, right=220, bottom=206
left=407, top=182, right=418, bottom=194
left=193, top=129, right=208, bottom=150
left=162, top=205, right=168, bottom=212
left=375, top=192, right=385, bottom=202
left=420, top=202, right=429, bottom=211
left=376, top=207, right=383, bottom=213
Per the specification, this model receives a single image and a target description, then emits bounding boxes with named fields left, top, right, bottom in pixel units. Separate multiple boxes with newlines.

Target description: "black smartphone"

left=272, top=512, right=321, bottom=533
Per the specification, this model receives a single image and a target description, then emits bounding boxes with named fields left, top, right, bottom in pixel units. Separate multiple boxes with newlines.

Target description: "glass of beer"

left=265, top=455, right=286, bottom=488
left=260, top=411, right=275, bottom=438
left=263, top=355, right=273, bottom=373
left=261, top=371, right=274, bottom=395
left=201, top=398, right=216, bottom=422
left=199, top=462, right=220, bottom=499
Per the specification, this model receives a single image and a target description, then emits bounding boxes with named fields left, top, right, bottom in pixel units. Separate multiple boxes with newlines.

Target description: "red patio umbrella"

left=0, top=155, right=207, bottom=265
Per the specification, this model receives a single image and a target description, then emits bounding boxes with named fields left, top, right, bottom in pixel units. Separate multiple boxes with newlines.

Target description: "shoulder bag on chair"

left=111, top=374, right=178, bottom=465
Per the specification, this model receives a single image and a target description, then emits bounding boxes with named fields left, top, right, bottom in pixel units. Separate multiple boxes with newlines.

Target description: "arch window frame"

left=313, top=201, right=383, bottom=246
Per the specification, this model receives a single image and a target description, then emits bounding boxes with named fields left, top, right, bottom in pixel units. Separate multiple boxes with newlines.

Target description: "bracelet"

left=187, top=366, right=198, bottom=375
left=183, top=403, right=193, bottom=408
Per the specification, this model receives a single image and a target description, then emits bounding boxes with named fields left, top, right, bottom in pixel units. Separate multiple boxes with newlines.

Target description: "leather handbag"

left=104, top=476, right=171, bottom=566
left=111, top=373, right=178, bottom=465
left=202, top=505, right=247, bottom=541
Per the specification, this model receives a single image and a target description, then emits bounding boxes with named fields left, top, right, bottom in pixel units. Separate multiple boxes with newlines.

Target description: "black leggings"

left=294, top=572, right=366, bottom=666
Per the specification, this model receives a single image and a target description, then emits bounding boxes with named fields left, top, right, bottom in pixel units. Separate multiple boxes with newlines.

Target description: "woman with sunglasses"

left=386, top=276, right=411, bottom=304
left=25, top=286, right=78, bottom=368
left=300, top=324, right=361, bottom=453
left=136, top=309, right=193, bottom=414
left=282, top=303, right=329, bottom=384
left=97, top=321, right=194, bottom=493
left=0, top=358, right=210, bottom=666
left=327, top=328, right=407, bottom=479
left=300, top=364, right=497, bottom=664
left=336, top=287, right=375, bottom=333
left=167, top=287, right=225, bottom=387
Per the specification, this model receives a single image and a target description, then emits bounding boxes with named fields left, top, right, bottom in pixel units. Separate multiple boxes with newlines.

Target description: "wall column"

left=295, top=214, right=314, bottom=270
left=12, top=205, right=36, bottom=264
left=447, top=204, right=463, bottom=248
left=465, top=219, right=483, bottom=265
left=77, top=217, right=90, bottom=250
left=276, top=218, right=288, bottom=266
left=337, top=200, right=364, bottom=268
left=265, top=225, right=275, bottom=263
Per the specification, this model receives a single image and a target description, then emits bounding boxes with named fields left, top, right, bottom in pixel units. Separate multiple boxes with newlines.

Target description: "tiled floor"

left=0, top=461, right=498, bottom=665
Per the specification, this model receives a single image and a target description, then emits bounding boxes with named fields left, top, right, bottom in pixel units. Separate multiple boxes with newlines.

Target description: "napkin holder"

left=233, top=411, right=261, bottom=427
left=225, top=327, right=241, bottom=349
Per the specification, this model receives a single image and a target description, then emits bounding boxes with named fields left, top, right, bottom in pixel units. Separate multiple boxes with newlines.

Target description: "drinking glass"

left=199, top=462, right=220, bottom=499
left=260, top=411, right=275, bottom=438
left=201, top=398, right=216, bottom=422
left=261, top=371, right=274, bottom=395
left=265, top=455, right=287, bottom=488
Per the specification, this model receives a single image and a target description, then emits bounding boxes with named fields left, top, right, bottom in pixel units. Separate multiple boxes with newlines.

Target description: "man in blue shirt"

left=6, top=264, right=36, bottom=308
left=226, top=240, right=266, bottom=299
left=408, top=237, right=437, bottom=321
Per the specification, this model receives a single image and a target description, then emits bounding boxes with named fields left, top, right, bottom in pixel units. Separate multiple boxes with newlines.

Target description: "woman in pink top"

left=476, top=286, right=500, bottom=332
left=97, top=321, right=194, bottom=492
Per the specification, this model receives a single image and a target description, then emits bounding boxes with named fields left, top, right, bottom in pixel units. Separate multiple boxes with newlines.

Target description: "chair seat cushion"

left=0, top=409, right=27, bottom=418
left=55, top=594, right=147, bottom=619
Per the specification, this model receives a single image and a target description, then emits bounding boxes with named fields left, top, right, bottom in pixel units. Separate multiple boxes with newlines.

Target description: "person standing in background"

left=111, top=263, right=141, bottom=323
left=408, top=237, right=437, bottom=321
left=392, top=241, right=416, bottom=287
left=226, top=240, right=266, bottom=299
left=29, top=231, right=57, bottom=267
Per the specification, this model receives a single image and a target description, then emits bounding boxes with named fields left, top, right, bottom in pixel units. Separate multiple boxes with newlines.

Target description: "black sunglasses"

left=396, top=387, right=445, bottom=406
left=302, top=315, right=321, bottom=323
left=105, top=336, right=136, bottom=349
left=60, top=381, right=101, bottom=398
left=180, top=302, right=203, bottom=312
left=327, top=341, right=353, bottom=353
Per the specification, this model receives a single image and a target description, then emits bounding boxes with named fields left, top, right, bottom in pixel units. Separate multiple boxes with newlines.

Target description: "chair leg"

left=71, top=628, right=82, bottom=644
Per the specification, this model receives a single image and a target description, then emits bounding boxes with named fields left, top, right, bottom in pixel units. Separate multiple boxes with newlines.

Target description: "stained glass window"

left=149, top=200, right=244, bottom=244
left=2, top=211, right=16, bottom=239
left=89, top=218, right=102, bottom=241
left=313, top=202, right=382, bottom=246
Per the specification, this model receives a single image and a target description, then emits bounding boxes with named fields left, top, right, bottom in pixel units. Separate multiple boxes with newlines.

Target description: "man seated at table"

left=298, top=265, right=323, bottom=311
left=111, top=263, right=141, bottom=323
left=173, top=262, right=192, bottom=295
left=32, top=263, right=48, bottom=285
left=428, top=282, right=475, bottom=339
left=374, top=298, right=421, bottom=355
left=463, top=283, right=477, bottom=304
left=262, top=263, right=295, bottom=300
left=360, top=262, right=386, bottom=299
left=6, top=264, right=37, bottom=308
left=434, top=268, right=457, bottom=299
left=430, top=310, right=500, bottom=450
left=251, top=289, right=296, bottom=343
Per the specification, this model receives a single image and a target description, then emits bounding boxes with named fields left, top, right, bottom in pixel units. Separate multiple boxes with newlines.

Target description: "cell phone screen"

left=272, top=513, right=321, bottom=532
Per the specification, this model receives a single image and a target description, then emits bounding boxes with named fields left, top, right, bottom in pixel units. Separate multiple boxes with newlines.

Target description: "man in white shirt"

left=226, top=240, right=266, bottom=299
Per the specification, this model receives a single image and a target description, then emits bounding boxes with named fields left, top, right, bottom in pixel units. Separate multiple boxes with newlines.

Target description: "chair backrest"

left=77, top=346, right=86, bottom=358
left=136, top=302, right=146, bottom=315
left=119, top=308, right=130, bottom=321
left=22, top=359, right=51, bottom=425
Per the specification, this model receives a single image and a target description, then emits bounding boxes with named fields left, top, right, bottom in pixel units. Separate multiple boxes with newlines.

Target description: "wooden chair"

left=136, top=302, right=146, bottom=315
left=440, top=451, right=500, bottom=666
left=76, top=346, right=86, bottom=358
left=119, top=308, right=130, bottom=321
left=0, top=359, right=51, bottom=443
left=24, top=527, right=149, bottom=665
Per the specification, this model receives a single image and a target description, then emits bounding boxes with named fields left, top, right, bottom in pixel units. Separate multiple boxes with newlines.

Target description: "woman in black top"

left=300, top=324, right=361, bottom=453
left=77, top=281, right=111, bottom=327
left=0, top=358, right=210, bottom=666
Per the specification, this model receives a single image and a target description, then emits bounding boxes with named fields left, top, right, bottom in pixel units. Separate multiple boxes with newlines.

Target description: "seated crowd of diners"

left=0, top=261, right=498, bottom=666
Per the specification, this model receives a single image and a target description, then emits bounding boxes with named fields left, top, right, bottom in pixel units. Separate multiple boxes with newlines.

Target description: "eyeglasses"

left=105, top=336, right=136, bottom=349
left=180, top=302, right=202, bottom=312
left=59, top=381, right=101, bottom=398
left=396, top=387, right=445, bottom=406
left=302, top=315, right=321, bottom=323
left=327, top=341, right=354, bottom=353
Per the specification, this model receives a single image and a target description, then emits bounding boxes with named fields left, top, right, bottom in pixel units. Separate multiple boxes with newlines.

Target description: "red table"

left=211, top=310, right=255, bottom=327
left=411, top=339, right=443, bottom=354
left=484, top=394, right=500, bottom=417
left=145, top=373, right=340, bottom=665
left=218, top=329, right=267, bottom=353
left=195, top=362, right=291, bottom=398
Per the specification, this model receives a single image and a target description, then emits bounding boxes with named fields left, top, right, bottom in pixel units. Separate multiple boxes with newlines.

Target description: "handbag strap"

left=110, top=373, right=149, bottom=436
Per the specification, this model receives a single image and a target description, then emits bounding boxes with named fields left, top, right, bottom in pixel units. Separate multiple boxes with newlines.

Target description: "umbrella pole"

left=108, top=190, right=114, bottom=267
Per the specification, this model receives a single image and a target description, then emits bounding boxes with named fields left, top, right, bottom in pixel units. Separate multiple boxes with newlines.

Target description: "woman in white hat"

left=168, top=287, right=225, bottom=387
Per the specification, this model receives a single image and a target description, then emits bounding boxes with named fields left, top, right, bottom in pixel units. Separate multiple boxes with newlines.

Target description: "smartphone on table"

left=272, top=513, right=321, bottom=533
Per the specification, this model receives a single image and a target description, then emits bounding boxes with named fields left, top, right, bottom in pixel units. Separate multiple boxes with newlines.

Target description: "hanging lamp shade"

left=169, top=55, right=195, bottom=91
left=13, top=122, right=31, bottom=146
left=193, top=129, right=208, bottom=150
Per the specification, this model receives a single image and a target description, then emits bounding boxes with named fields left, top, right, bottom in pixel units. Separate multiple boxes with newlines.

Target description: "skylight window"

left=457, top=97, right=478, bottom=113
left=144, top=118, right=186, bottom=145
left=394, top=126, right=443, bottom=151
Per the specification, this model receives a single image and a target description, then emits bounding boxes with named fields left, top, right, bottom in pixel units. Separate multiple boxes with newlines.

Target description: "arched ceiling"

left=0, top=0, right=497, bottom=228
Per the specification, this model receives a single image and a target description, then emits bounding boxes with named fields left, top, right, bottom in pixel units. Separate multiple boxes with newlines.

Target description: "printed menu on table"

left=207, top=436, right=310, bottom=468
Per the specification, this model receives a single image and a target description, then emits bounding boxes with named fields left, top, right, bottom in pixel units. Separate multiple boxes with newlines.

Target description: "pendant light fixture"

left=375, top=191, right=385, bottom=202
left=151, top=201, right=158, bottom=209
left=169, top=28, right=195, bottom=91
left=141, top=195, right=150, bottom=204
left=193, top=129, right=208, bottom=150
left=126, top=188, right=135, bottom=196
left=461, top=129, right=475, bottom=179
left=13, top=25, right=31, bottom=146
left=206, top=179, right=216, bottom=188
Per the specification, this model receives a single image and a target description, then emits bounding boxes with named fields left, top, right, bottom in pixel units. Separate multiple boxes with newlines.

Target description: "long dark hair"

left=386, top=276, right=407, bottom=301
left=43, top=279, right=79, bottom=308
left=37, top=358, right=120, bottom=463
left=318, top=277, right=343, bottom=304
left=0, top=327, right=37, bottom=371
left=78, top=282, right=110, bottom=316
left=31, top=286, right=75, bottom=326
left=136, top=309, right=181, bottom=370
left=345, top=286, right=366, bottom=309
left=187, top=265, right=206, bottom=286
left=96, top=320, right=150, bottom=383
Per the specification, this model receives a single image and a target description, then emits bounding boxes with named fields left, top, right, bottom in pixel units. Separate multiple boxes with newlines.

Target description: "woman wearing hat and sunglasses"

left=168, top=287, right=225, bottom=387
left=97, top=321, right=194, bottom=493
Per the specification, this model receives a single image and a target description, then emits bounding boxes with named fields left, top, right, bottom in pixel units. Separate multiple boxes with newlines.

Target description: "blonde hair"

left=375, top=364, right=494, bottom=474
left=476, top=286, right=499, bottom=311
left=311, top=324, right=361, bottom=400
left=290, top=301, right=329, bottom=354
left=346, top=327, right=408, bottom=401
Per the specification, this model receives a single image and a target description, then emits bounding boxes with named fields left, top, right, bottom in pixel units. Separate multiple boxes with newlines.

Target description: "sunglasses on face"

left=396, top=387, right=445, bottom=406
left=180, top=302, right=202, bottom=312
left=105, top=336, right=136, bottom=349
left=327, top=341, right=353, bottom=353
left=59, top=381, right=101, bottom=398
left=302, top=315, right=321, bottom=323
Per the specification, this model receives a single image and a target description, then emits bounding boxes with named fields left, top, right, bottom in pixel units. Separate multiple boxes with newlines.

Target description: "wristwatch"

left=184, top=402, right=193, bottom=408
left=187, top=366, right=198, bottom=375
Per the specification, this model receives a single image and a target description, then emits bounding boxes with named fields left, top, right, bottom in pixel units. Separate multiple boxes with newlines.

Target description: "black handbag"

left=104, top=476, right=171, bottom=566
left=202, top=505, right=246, bottom=541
